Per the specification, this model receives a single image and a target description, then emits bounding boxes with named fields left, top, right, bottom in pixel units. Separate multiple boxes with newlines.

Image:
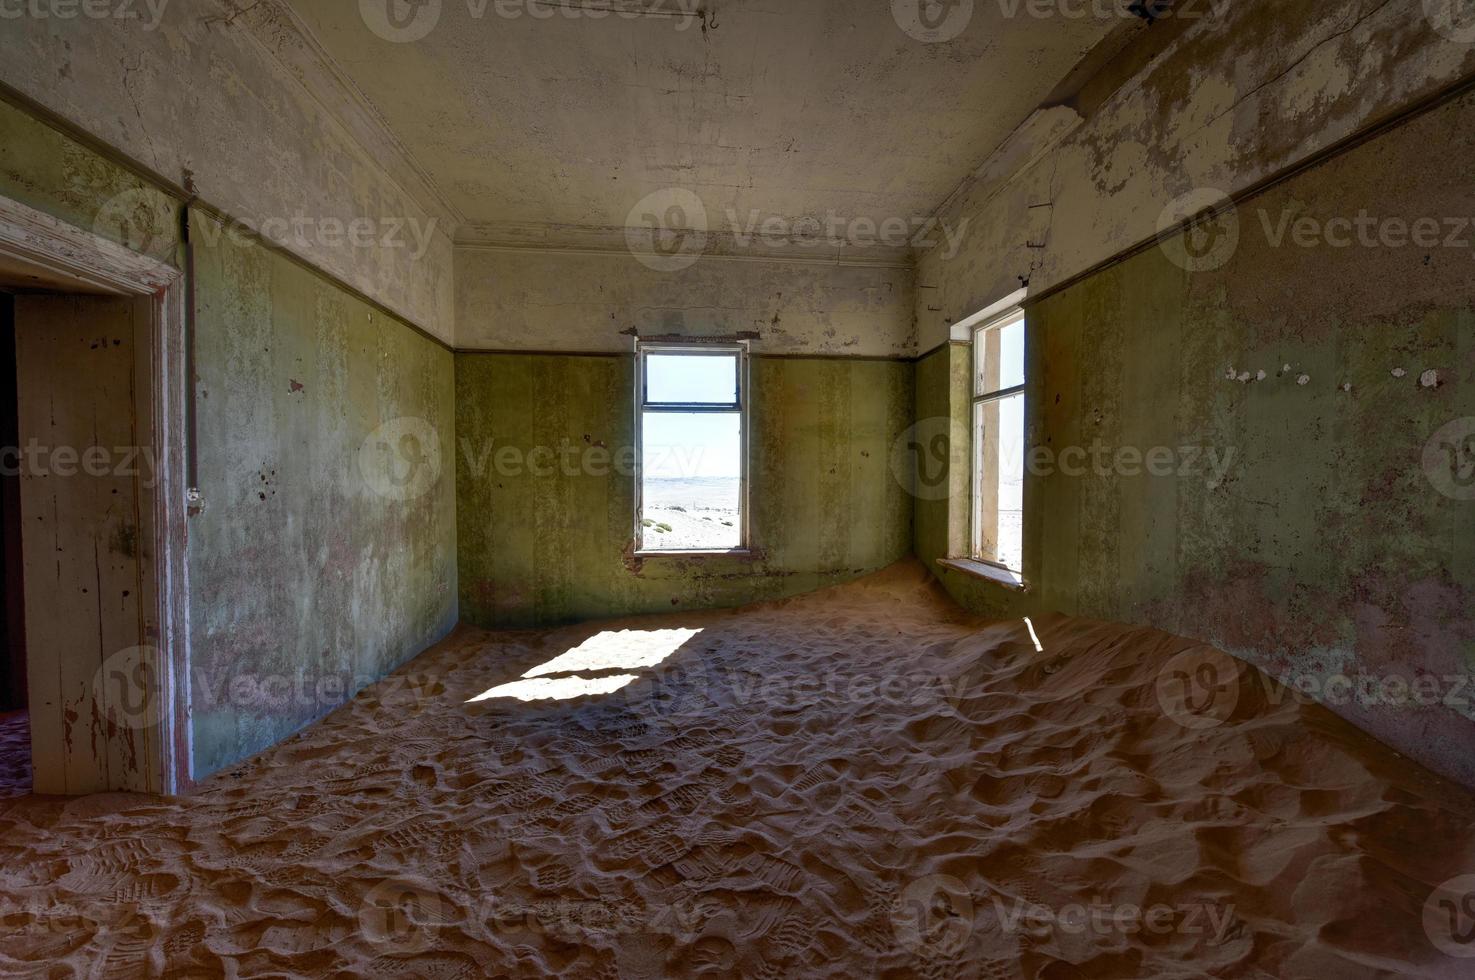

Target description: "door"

left=14, top=294, right=160, bottom=794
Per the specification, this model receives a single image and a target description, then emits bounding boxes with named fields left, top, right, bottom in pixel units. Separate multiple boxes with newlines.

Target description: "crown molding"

left=456, top=222, right=917, bottom=270
left=929, top=103, right=1084, bottom=230
left=233, top=0, right=466, bottom=232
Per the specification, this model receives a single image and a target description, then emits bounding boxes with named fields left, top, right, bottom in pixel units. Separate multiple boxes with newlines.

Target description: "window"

left=635, top=343, right=748, bottom=553
left=971, top=309, right=1025, bottom=574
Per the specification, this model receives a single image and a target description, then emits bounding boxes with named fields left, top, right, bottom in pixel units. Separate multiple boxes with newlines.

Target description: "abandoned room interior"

left=1, top=0, right=1475, bottom=976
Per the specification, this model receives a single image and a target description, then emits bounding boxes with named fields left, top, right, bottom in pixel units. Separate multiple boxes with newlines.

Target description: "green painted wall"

left=912, top=342, right=971, bottom=572
left=926, top=88, right=1475, bottom=786
left=456, top=353, right=913, bottom=627
left=0, top=94, right=458, bottom=780
left=189, top=216, right=458, bottom=777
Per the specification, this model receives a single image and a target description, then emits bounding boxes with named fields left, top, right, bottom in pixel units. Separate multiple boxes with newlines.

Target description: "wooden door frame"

left=0, top=193, right=190, bottom=795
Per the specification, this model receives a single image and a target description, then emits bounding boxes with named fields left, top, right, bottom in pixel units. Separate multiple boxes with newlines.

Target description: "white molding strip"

left=0, top=196, right=178, bottom=296
left=241, top=0, right=466, bottom=231
left=949, top=287, right=1029, bottom=341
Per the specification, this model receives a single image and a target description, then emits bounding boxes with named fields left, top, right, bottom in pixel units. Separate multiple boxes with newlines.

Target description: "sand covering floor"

left=2, top=562, right=1474, bottom=978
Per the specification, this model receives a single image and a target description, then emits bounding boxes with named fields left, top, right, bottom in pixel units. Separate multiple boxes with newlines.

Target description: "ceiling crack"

left=1192, top=0, right=1399, bottom=138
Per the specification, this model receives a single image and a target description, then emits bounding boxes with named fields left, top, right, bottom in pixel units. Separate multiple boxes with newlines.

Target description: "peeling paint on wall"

left=915, top=0, right=1475, bottom=351
left=931, top=85, right=1475, bottom=787
left=0, top=98, right=178, bottom=265
left=0, top=89, right=461, bottom=781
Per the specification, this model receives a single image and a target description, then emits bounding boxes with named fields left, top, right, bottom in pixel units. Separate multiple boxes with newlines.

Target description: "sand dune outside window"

left=636, top=343, right=748, bottom=553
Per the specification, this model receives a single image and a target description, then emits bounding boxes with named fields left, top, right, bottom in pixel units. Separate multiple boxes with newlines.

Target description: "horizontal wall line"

left=1023, top=65, right=1475, bottom=311
left=183, top=205, right=455, bottom=354
left=912, top=339, right=971, bottom=363
left=453, top=347, right=918, bottom=363
left=0, top=80, right=455, bottom=355
left=753, top=351, right=916, bottom=363
left=454, top=240, right=916, bottom=270
left=454, top=347, right=626, bottom=358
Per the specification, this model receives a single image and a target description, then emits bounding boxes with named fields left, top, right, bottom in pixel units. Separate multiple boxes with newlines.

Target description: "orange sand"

left=2, top=562, right=1474, bottom=977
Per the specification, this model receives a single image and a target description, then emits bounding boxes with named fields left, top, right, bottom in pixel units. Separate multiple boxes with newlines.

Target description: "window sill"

left=633, top=549, right=754, bottom=559
left=938, top=558, right=1027, bottom=591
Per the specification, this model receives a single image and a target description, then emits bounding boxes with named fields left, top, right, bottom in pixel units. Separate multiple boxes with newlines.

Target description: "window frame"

left=633, top=340, right=751, bottom=556
left=970, top=307, right=1026, bottom=573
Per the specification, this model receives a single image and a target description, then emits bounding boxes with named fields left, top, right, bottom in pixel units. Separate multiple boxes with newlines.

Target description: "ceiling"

left=287, top=0, right=1118, bottom=248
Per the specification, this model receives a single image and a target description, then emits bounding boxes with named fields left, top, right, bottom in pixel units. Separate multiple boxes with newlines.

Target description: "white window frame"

left=970, top=307, right=1026, bottom=572
left=633, top=340, right=750, bottom=556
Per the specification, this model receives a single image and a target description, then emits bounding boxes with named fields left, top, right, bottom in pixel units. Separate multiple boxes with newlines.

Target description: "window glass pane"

left=971, top=400, right=991, bottom=558
left=974, top=314, right=1024, bottom=396
left=997, top=315, right=1025, bottom=391
left=973, top=392, right=1024, bottom=572
left=641, top=412, right=741, bottom=551
left=645, top=353, right=738, bottom=404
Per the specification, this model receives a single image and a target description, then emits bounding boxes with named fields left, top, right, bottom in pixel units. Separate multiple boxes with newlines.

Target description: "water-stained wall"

left=927, top=86, right=1475, bottom=787
left=188, top=215, right=458, bottom=777
left=0, top=94, right=458, bottom=781
left=456, top=352, right=913, bottom=627
left=0, top=98, right=178, bottom=263
left=0, top=0, right=457, bottom=340
left=914, top=0, right=1475, bottom=352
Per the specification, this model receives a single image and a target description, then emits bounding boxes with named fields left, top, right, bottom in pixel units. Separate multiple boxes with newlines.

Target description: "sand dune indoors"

left=1, top=562, right=1472, bottom=977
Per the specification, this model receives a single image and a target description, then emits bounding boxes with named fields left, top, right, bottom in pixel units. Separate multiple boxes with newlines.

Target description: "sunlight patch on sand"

left=4, top=563, right=1474, bottom=977
left=467, top=628, right=701, bottom=702
left=524, top=629, right=702, bottom=678
left=466, top=673, right=640, bottom=703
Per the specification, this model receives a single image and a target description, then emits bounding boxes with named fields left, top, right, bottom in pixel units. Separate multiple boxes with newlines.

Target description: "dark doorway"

left=0, top=292, right=28, bottom=798
left=0, top=291, right=22, bottom=711
left=0, top=194, right=186, bottom=796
